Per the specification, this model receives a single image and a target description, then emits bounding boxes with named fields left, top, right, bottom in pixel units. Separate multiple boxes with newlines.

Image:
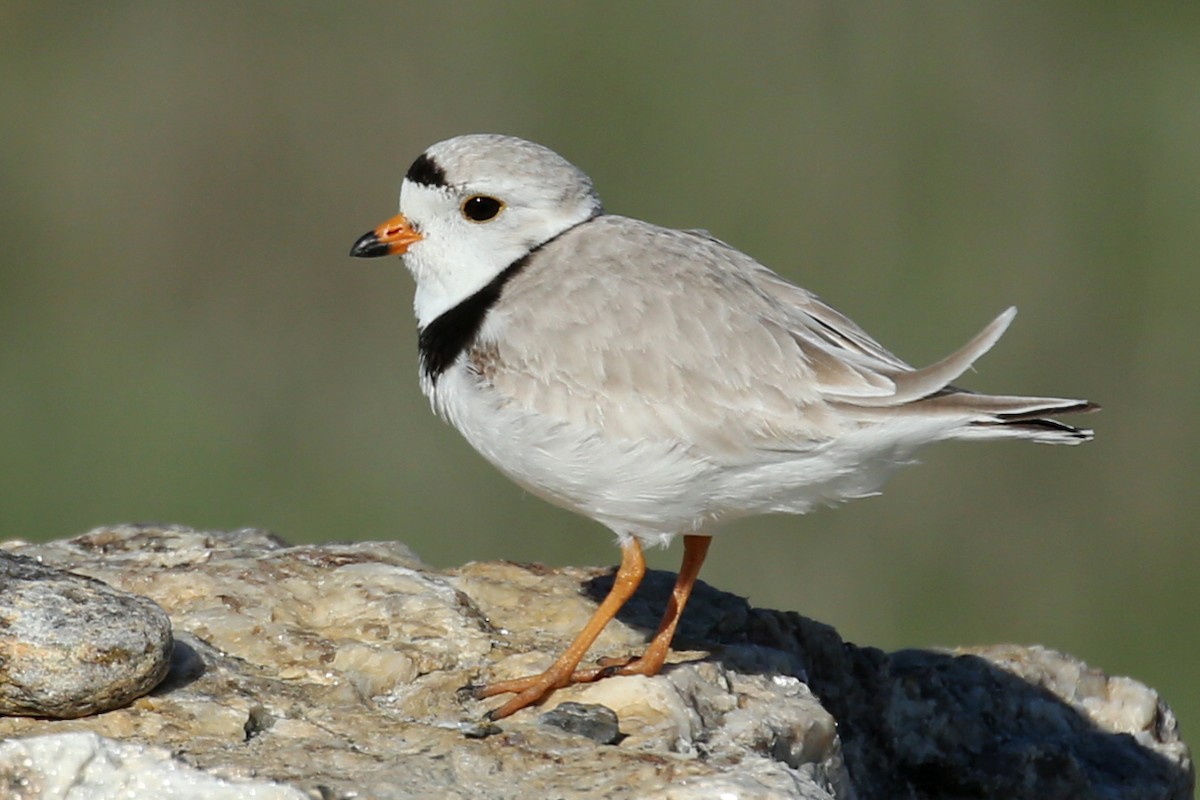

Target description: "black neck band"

left=417, top=215, right=598, bottom=383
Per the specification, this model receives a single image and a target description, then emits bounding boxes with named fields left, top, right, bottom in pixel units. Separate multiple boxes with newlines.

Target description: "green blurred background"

left=3, top=2, right=1196, bottom=752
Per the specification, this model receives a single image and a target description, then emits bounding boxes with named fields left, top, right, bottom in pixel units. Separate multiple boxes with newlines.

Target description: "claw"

left=596, top=654, right=634, bottom=669
left=597, top=664, right=622, bottom=680
left=456, top=683, right=488, bottom=702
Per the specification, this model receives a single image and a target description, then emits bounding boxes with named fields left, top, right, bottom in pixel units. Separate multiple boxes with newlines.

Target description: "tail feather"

left=851, top=307, right=1017, bottom=407
left=917, top=392, right=1098, bottom=419
left=899, top=392, right=1098, bottom=444
left=835, top=307, right=1097, bottom=444
left=959, top=414, right=1096, bottom=444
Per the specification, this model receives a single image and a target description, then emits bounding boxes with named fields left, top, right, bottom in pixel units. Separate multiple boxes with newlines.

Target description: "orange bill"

left=349, top=213, right=423, bottom=258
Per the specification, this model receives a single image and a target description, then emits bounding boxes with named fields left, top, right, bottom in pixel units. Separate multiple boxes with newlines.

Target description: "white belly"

left=422, top=364, right=934, bottom=545
left=427, top=365, right=724, bottom=544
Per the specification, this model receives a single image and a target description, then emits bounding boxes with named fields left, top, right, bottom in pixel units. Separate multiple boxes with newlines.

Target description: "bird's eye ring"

left=461, top=195, right=505, bottom=222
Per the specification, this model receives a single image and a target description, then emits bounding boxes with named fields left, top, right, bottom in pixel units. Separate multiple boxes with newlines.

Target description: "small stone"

left=243, top=705, right=276, bottom=741
left=461, top=721, right=503, bottom=739
left=0, top=552, right=172, bottom=718
left=539, top=701, right=623, bottom=745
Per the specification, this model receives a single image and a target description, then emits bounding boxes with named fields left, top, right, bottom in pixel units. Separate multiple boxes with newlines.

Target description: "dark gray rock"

left=539, top=701, right=623, bottom=744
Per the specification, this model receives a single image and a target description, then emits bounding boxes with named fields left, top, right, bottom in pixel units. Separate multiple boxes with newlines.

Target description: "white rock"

left=0, top=732, right=309, bottom=800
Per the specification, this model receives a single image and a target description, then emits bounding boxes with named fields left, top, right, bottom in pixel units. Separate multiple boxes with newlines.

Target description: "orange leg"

left=471, top=537, right=648, bottom=720
left=468, top=534, right=713, bottom=720
left=576, top=534, right=711, bottom=680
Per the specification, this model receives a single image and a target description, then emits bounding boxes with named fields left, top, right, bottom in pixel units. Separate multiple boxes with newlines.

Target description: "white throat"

left=408, top=251, right=507, bottom=328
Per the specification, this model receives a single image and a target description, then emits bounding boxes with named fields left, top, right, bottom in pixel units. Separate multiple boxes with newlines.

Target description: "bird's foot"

left=461, top=664, right=603, bottom=720
left=463, top=666, right=575, bottom=721
left=462, top=649, right=669, bottom=720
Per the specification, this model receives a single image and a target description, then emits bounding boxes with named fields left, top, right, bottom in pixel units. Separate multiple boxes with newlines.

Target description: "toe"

left=456, top=684, right=485, bottom=702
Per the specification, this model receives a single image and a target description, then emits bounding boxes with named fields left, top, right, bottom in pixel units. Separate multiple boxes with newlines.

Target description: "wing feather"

left=479, top=216, right=1092, bottom=459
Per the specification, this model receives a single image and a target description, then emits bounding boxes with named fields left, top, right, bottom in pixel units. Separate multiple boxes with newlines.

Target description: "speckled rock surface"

left=0, top=731, right=308, bottom=800
left=0, top=525, right=1192, bottom=799
left=0, top=551, right=172, bottom=718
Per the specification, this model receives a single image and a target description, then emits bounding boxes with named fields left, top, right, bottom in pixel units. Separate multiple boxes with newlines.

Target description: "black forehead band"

left=405, top=153, right=448, bottom=188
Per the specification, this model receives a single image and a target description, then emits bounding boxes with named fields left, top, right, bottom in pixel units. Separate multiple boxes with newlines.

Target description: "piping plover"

left=350, top=134, right=1096, bottom=719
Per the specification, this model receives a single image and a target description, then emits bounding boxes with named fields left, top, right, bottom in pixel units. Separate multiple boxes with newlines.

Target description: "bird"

left=350, top=134, right=1096, bottom=720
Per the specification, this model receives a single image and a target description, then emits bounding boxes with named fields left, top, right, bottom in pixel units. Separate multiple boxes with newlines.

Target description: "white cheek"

left=396, top=180, right=598, bottom=326
left=405, top=222, right=521, bottom=326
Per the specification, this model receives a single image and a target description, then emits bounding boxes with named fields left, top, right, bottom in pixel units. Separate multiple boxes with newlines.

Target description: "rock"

left=0, top=550, right=173, bottom=718
left=539, top=701, right=623, bottom=744
left=0, top=524, right=1191, bottom=799
left=0, top=731, right=309, bottom=799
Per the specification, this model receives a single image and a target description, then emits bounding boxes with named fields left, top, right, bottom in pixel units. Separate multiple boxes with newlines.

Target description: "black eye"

left=461, top=195, right=504, bottom=222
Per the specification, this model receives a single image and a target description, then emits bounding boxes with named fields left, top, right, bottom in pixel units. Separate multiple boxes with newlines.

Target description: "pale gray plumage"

left=348, top=134, right=1097, bottom=719
left=484, top=217, right=1089, bottom=449
left=357, top=134, right=1096, bottom=545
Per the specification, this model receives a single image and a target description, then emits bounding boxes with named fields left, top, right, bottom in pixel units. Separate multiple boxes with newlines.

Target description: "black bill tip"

left=349, top=230, right=390, bottom=258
